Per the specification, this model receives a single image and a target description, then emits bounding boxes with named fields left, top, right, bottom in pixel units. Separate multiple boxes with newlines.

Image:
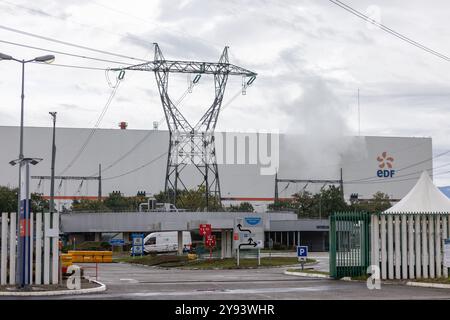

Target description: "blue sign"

left=131, top=233, right=144, bottom=256
left=109, top=239, right=124, bottom=246
left=244, top=217, right=261, bottom=226
left=297, top=246, right=308, bottom=258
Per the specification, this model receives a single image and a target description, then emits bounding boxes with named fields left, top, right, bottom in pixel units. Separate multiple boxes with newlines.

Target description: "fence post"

left=44, top=212, right=50, bottom=284
left=372, top=214, right=379, bottom=271
left=329, top=213, right=336, bottom=278
left=1, top=212, right=7, bottom=285
left=380, top=215, right=387, bottom=280
left=387, top=215, right=394, bottom=279
left=435, top=215, right=442, bottom=278
left=415, top=215, right=421, bottom=279
left=408, top=214, right=415, bottom=279
left=394, top=215, right=401, bottom=279
left=422, top=215, right=428, bottom=278
left=443, top=216, right=448, bottom=278
left=429, top=215, right=435, bottom=278
left=9, top=212, right=16, bottom=285
left=51, top=212, right=59, bottom=284
left=401, top=215, right=407, bottom=279
left=29, top=212, right=34, bottom=284
left=35, top=213, right=42, bottom=285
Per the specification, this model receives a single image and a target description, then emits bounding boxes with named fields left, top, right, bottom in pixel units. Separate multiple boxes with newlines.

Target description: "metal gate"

left=329, top=212, right=371, bottom=278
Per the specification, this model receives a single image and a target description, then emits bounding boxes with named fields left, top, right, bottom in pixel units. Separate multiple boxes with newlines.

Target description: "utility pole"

left=49, top=112, right=57, bottom=214
left=358, top=88, right=360, bottom=136
left=1, top=52, right=54, bottom=288
left=274, top=171, right=279, bottom=204
left=98, top=163, right=102, bottom=201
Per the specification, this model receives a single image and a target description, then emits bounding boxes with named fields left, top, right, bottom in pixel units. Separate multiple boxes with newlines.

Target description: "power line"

left=102, top=151, right=168, bottom=181
left=346, top=149, right=450, bottom=183
left=0, top=0, right=155, bottom=50
left=58, top=79, right=122, bottom=175
left=90, top=1, right=223, bottom=51
left=0, top=39, right=134, bottom=65
left=328, top=0, right=450, bottom=62
left=95, top=85, right=195, bottom=177
left=102, top=86, right=246, bottom=180
left=31, top=62, right=109, bottom=71
left=0, top=24, right=147, bottom=63
left=345, top=162, right=450, bottom=185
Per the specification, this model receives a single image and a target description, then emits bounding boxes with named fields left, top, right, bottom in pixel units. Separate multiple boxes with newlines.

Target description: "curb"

left=284, top=270, right=331, bottom=279
left=0, top=279, right=106, bottom=297
left=406, top=281, right=450, bottom=289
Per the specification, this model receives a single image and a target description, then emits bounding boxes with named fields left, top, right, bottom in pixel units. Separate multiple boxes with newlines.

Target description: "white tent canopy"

left=384, top=171, right=450, bottom=213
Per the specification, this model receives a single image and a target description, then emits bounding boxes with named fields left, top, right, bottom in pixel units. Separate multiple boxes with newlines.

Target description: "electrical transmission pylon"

left=115, top=43, right=257, bottom=209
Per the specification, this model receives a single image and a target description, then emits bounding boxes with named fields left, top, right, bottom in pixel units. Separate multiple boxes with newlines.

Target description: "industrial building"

left=0, top=126, right=432, bottom=251
left=0, top=126, right=432, bottom=207
left=60, top=211, right=330, bottom=252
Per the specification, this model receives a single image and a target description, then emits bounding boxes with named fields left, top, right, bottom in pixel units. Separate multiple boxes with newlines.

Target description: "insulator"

left=193, top=74, right=201, bottom=83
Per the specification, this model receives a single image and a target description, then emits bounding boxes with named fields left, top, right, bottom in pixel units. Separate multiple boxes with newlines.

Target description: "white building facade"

left=0, top=126, right=432, bottom=210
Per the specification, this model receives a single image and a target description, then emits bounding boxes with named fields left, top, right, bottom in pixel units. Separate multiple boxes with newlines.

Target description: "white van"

left=134, top=231, right=192, bottom=254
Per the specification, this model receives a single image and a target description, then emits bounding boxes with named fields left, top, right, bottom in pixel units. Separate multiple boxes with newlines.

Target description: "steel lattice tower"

left=116, top=43, right=256, bottom=208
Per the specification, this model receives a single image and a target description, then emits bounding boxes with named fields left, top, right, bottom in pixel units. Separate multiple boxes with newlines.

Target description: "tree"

left=269, top=186, right=349, bottom=218
left=71, top=199, right=109, bottom=212
left=351, top=191, right=392, bottom=213
left=228, top=202, right=254, bottom=212
left=175, top=186, right=222, bottom=211
left=71, top=191, right=149, bottom=212
left=30, top=193, right=50, bottom=213
left=0, top=186, right=18, bottom=212
left=0, top=186, right=49, bottom=213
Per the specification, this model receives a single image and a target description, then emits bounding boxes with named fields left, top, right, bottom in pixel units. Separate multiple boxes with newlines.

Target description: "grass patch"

left=117, top=255, right=315, bottom=269
left=117, top=254, right=188, bottom=267
left=286, top=268, right=329, bottom=275
left=414, top=277, right=450, bottom=284
left=350, top=274, right=369, bottom=281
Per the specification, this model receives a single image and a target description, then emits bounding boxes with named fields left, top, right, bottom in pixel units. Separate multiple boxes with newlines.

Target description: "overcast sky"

left=1, top=0, right=450, bottom=185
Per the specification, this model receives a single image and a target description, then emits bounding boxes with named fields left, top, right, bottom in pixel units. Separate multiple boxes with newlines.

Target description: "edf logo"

left=376, top=151, right=395, bottom=178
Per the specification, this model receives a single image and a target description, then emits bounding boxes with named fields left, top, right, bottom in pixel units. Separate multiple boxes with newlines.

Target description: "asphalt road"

left=48, top=262, right=450, bottom=300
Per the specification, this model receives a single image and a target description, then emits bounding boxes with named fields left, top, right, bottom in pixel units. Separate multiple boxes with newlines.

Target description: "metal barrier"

left=81, top=262, right=98, bottom=281
left=329, top=212, right=371, bottom=279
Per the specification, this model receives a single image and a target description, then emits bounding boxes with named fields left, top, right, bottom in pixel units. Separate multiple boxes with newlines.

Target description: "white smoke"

left=280, top=76, right=367, bottom=182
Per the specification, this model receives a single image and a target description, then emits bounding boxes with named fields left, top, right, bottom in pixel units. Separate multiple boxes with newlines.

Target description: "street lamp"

left=49, top=112, right=57, bottom=215
left=1, top=52, right=55, bottom=288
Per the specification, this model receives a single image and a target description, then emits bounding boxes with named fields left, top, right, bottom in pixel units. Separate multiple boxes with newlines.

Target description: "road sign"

left=205, top=234, right=216, bottom=248
left=109, top=239, right=124, bottom=246
left=131, top=233, right=144, bottom=256
left=199, top=224, right=212, bottom=236
left=297, top=246, right=308, bottom=258
left=233, top=216, right=264, bottom=250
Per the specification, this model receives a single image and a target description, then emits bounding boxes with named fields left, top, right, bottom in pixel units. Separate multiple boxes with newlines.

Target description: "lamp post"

left=49, top=112, right=57, bottom=215
left=1, top=52, right=55, bottom=288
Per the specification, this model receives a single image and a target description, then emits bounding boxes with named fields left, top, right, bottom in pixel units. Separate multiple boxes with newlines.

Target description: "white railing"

left=0, top=212, right=59, bottom=285
left=371, top=213, right=449, bottom=280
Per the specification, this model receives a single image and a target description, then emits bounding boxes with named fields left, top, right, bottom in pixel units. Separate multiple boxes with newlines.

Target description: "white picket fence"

left=371, top=213, right=450, bottom=280
left=0, top=212, right=59, bottom=285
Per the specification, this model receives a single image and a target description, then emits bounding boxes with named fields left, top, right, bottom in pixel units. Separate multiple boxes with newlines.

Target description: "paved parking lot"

left=52, top=261, right=450, bottom=300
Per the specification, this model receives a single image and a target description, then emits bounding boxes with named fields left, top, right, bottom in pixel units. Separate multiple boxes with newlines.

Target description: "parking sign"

left=297, top=246, right=308, bottom=258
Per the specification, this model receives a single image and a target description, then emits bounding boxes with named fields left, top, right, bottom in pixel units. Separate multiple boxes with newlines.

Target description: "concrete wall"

left=60, top=211, right=298, bottom=233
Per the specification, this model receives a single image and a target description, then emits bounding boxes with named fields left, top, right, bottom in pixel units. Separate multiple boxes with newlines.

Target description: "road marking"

left=119, top=278, right=138, bottom=283
left=122, top=285, right=333, bottom=297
